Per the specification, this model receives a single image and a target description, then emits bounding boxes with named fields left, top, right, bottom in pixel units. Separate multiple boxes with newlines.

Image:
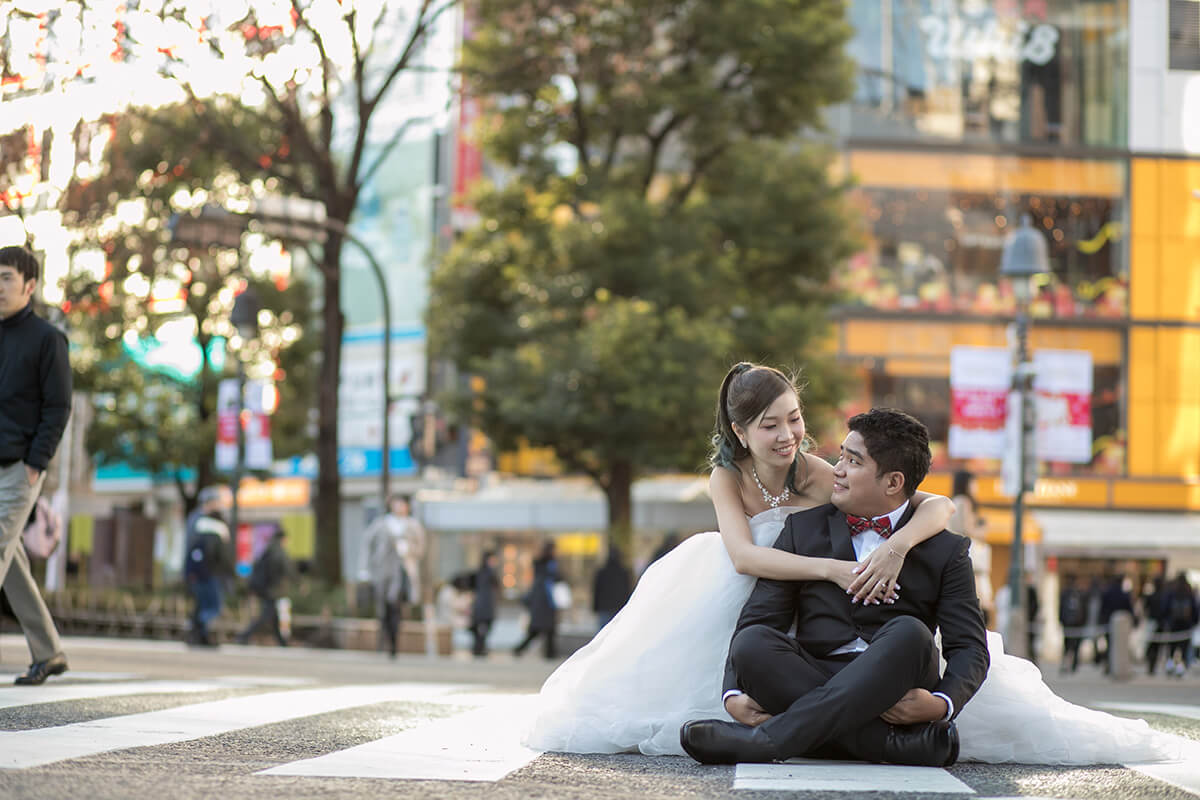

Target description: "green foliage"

left=60, top=106, right=318, bottom=505
left=430, top=0, right=860, bottom=534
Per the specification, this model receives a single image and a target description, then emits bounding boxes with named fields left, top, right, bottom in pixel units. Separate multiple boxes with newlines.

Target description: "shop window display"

left=844, top=0, right=1128, bottom=147
left=838, top=185, right=1127, bottom=319
left=844, top=366, right=1124, bottom=477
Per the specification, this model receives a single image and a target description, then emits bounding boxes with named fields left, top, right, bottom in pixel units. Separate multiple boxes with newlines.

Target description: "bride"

left=522, top=362, right=1186, bottom=765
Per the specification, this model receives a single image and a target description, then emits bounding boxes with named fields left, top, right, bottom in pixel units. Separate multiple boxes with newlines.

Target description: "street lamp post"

left=228, top=287, right=261, bottom=557
left=245, top=198, right=398, bottom=502
left=999, top=213, right=1048, bottom=660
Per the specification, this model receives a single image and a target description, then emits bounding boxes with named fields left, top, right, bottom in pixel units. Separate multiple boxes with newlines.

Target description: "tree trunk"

left=314, top=234, right=345, bottom=584
left=604, top=459, right=635, bottom=558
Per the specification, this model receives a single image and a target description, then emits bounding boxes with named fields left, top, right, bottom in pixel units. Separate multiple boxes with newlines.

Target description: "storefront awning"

left=1033, top=509, right=1200, bottom=562
left=417, top=476, right=718, bottom=533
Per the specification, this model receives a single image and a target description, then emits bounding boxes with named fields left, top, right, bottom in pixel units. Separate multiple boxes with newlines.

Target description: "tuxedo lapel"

left=894, top=503, right=917, bottom=531
left=828, top=513, right=856, bottom=562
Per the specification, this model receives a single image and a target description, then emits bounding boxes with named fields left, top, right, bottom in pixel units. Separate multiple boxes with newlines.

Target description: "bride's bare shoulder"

left=796, top=452, right=834, bottom=502
left=709, top=462, right=744, bottom=489
left=709, top=464, right=751, bottom=512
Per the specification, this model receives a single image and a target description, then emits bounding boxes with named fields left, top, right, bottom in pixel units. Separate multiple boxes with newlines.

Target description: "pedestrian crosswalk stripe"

left=1097, top=702, right=1200, bottom=722
left=261, top=694, right=542, bottom=782
left=733, top=761, right=975, bottom=793
left=1125, top=739, right=1200, bottom=798
left=0, top=682, right=474, bottom=769
left=0, top=678, right=304, bottom=711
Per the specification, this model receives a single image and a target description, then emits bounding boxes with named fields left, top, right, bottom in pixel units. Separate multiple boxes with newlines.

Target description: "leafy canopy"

left=429, top=0, right=859, bottom=502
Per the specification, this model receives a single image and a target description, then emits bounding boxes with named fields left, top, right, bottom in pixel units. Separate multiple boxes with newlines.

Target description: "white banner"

left=948, top=346, right=1011, bottom=459
left=243, top=379, right=274, bottom=471
left=1032, top=349, right=1093, bottom=464
left=215, top=378, right=240, bottom=472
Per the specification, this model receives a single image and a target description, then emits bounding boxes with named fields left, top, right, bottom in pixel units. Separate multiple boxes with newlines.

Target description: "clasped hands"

left=835, top=542, right=907, bottom=605
left=725, top=688, right=947, bottom=728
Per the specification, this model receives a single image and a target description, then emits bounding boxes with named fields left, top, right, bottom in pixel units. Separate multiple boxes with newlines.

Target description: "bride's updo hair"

left=710, top=361, right=808, bottom=493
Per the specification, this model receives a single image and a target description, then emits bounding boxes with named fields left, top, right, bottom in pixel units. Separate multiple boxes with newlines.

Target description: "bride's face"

left=742, top=390, right=804, bottom=468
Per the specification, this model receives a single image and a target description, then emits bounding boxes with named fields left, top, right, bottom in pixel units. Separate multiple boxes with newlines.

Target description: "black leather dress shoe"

left=680, top=719, right=781, bottom=765
left=14, top=653, right=68, bottom=686
left=882, top=720, right=959, bottom=767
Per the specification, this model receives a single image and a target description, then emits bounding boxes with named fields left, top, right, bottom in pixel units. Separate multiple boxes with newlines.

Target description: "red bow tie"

left=846, top=514, right=893, bottom=538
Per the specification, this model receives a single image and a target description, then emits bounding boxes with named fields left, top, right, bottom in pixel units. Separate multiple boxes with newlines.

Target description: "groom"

left=682, top=408, right=990, bottom=766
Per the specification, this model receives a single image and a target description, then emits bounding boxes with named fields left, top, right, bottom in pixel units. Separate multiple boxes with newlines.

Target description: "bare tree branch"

left=364, top=0, right=457, bottom=111
left=289, top=0, right=337, bottom=158
left=670, top=141, right=728, bottom=209
left=567, top=74, right=591, bottom=176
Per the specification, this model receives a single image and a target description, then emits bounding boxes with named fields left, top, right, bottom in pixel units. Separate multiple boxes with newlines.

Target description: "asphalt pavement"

left=0, top=631, right=1197, bottom=800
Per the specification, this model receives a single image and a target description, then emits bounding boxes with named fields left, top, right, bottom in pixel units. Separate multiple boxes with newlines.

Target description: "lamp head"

left=1000, top=213, right=1049, bottom=306
left=1000, top=213, right=1049, bottom=280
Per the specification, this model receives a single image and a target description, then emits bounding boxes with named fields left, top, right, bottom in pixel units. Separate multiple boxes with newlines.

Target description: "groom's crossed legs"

left=732, top=616, right=948, bottom=762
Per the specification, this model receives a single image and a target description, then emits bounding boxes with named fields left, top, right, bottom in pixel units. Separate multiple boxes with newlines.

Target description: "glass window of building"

left=1171, top=0, right=1200, bottom=70
left=841, top=0, right=1129, bottom=147
left=835, top=151, right=1128, bottom=319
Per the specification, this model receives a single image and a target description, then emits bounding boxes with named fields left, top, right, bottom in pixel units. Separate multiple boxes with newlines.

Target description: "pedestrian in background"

left=236, top=524, right=291, bottom=647
left=469, top=550, right=500, bottom=657
left=184, top=502, right=233, bottom=646
left=360, top=494, right=427, bottom=658
left=949, top=469, right=994, bottom=627
left=1162, top=572, right=1197, bottom=678
left=0, top=246, right=72, bottom=685
left=592, top=545, right=632, bottom=632
left=1058, top=573, right=1087, bottom=674
left=184, top=486, right=225, bottom=584
left=1143, top=575, right=1169, bottom=675
left=514, top=541, right=561, bottom=659
left=1086, top=576, right=1104, bottom=667
left=1026, top=578, right=1040, bottom=666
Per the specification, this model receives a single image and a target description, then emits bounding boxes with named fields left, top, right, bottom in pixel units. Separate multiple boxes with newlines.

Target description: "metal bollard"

left=1109, top=610, right=1134, bottom=681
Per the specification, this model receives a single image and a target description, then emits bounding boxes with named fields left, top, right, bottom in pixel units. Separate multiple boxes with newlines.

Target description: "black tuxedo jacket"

left=723, top=503, right=990, bottom=720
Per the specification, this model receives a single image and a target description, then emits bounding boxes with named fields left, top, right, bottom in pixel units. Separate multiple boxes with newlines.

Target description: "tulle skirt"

left=523, top=530, right=746, bottom=755
left=522, top=528, right=1189, bottom=764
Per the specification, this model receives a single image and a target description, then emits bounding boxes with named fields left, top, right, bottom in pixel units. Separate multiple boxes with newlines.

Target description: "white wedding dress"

left=522, top=506, right=1188, bottom=764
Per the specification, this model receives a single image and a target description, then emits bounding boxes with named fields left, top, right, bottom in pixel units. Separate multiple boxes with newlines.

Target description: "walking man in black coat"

left=682, top=408, right=989, bottom=766
left=470, top=550, right=499, bottom=657
left=0, top=246, right=72, bottom=685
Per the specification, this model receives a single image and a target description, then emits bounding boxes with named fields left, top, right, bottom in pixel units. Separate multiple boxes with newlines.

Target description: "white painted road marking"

left=1097, top=702, right=1200, bottom=722
left=0, top=677, right=314, bottom=710
left=261, top=694, right=542, bottom=782
left=0, top=682, right=472, bottom=769
left=1125, top=738, right=1200, bottom=798
left=734, top=760, right=976, bottom=793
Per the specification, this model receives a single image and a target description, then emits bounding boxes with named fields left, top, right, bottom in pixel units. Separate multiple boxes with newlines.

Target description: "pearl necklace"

left=751, top=465, right=790, bottom=508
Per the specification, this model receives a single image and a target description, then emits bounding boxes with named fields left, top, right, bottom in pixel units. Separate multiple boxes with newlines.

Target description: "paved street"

left=0, top=632, right=1198, bottom=800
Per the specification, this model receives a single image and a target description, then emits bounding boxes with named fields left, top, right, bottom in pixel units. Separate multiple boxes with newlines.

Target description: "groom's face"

left=831, top=431, right=897, bottom=518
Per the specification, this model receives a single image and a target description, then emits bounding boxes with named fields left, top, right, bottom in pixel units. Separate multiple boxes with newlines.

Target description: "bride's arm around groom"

left=684, top=408, right=989, bottom=766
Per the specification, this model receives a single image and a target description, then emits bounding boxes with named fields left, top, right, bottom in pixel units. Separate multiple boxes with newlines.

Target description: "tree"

left=60, top=109, right=318, bottom=515
left=428, top=0, right=859, bottom=552
left=73, top=0, right=458, bottom=582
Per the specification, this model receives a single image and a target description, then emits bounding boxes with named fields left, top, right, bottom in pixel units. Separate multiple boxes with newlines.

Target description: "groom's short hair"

left=847, top=408, right=931, bottom=497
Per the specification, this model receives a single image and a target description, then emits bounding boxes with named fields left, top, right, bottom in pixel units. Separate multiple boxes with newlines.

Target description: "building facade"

left=825, top=1, right=1200, bottom=618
